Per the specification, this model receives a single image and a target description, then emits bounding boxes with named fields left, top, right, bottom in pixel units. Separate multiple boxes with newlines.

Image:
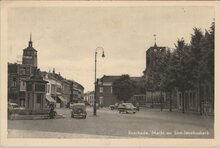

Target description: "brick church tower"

left=22, top=34, right=38, bottom=68
left=143, top=36, right=167, bottom=80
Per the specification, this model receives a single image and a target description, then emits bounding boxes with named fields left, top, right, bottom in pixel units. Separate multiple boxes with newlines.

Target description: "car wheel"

left=84, top=115, right=86, bottom=119
left=71, top=114, right=74, bottom=118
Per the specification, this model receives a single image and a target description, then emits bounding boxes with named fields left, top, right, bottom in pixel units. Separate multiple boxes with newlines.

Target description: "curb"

left=9, top=114, right=65, bottom=120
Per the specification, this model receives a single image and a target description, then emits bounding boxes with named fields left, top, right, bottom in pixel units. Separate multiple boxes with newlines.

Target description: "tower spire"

left=28, top=33, right=33, bottom=47
left=153, top=34, right=157, bottom=47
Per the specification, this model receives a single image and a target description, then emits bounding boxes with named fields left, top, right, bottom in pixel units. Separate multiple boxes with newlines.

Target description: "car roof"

left=9, top=103, right=19, bottom=106
left=73, top=103, right=85, bottom=106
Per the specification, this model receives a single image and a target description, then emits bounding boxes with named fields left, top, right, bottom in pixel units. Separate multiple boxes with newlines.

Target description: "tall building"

left=22, top=34, right=38, bottom=68
left=143, top=43, right=167, bottom=80
left=83, top=91, right=95, bottom=106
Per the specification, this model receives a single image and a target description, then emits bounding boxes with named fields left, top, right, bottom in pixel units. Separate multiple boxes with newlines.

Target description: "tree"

left=112, top=75, right=135, bottom=103
left=173, top=39, right=193, bottom=113
left=160, top=48, right=175, bottom=111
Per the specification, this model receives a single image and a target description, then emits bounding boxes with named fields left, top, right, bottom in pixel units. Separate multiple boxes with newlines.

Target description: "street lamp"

left=94, top=46, right=105, bottom=116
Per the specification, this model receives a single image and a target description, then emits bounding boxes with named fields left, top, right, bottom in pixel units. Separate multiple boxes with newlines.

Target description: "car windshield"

left=124, top=103, right=133, bottom=106
left=125, top=104, right=132, bottom=107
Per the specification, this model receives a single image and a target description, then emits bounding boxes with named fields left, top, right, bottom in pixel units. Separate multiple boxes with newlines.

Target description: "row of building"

left=8, top=35, right=84, bottom=111
left=84, top=42, right=214, bottom=115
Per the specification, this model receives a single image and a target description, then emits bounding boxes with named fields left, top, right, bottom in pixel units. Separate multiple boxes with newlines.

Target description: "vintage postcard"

left=0, top=1, right=220, bottom=147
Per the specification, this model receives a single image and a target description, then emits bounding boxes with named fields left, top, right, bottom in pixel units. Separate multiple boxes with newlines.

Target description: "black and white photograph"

left=0, top=1, right=219, bottom=147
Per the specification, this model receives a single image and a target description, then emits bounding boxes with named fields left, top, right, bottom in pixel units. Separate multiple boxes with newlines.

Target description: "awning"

left=46, top=95, right=56, bottom=103
left=58, top=96, right=67, bottom=103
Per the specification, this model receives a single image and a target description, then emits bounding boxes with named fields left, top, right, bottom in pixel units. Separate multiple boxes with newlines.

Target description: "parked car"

left=118, top=103, right=136, bottom=114
left=8, top=103, right=25, bottom=112
left=109, top=103, right=119, bottom=110
left=71, top=103, right=87, bottom=119
left=8, top=103, right=25, bottom=118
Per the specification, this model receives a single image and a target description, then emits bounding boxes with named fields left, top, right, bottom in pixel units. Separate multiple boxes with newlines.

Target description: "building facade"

left=83, top=91, right=95, bottom=106
left=176, top=84, right=214, bottom=115
left=8, top=35, right=48, bottom=113
left=8, top=36, right=38, bottom=106
left=96, top=75, right=120, bottom=107
left=71, top=80, right=84, bottom=103
left=42, top=70, right=84, bottom=107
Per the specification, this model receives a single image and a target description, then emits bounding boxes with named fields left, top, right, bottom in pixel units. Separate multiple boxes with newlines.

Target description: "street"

left=8, top=107, right=214, bottom=138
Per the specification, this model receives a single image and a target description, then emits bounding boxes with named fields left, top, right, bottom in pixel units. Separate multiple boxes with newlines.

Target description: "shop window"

left=20, top=99, right=25, bottom=107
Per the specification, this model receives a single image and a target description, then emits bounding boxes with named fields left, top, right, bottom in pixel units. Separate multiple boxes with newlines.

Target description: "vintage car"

left=71, top=103, right=87, bottom=119
left=109, top=103, right=119, bottom=110
left=8, top=103, right=26, bottom=119
left=118, top=103, right=136, bottom=114
left=8, top=103, right=25, bottom=113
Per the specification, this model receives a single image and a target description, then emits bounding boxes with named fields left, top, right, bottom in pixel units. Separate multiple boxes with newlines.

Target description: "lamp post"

left=94, top=47, right=105, bottom=116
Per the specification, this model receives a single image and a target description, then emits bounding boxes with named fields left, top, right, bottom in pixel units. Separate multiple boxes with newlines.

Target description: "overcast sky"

left=7, top=6, right=214, bottom=92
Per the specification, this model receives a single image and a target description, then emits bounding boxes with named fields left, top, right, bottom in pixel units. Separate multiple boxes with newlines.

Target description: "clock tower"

left=22, top=34, right=38, bottom=68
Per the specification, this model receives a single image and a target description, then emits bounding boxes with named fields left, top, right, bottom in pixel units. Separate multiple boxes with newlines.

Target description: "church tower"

left=143, top=35, right=167, bottom=79
left=22, top=34, right=38, bottom=68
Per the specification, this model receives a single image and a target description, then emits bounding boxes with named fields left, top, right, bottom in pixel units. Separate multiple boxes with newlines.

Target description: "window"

left=99, top=96, right=103, bottom=105
left=12, top=78, right=17, bottom=87
left=179, top=93, right=182, bottom=106
left=27, top=84, right=32, bottom=91
left=19, top=68, right=25, bottom=75
left=190, top=92, right=193, bottom=106
left=99, top=87, right=103, bottom=93
left=193, top=92, right=196, bottom=107
left=47, top=85, right=50, bottom=93
left=51, top=85, right=55, bottom=93
left=37, top=94, right=42, bottom=104
left=56, top=86, right=62, bottom=93
left=35, top=84, right=45, bottom=92
left=110, top=87, right=113, bottom=94
left=27, top=93, right=30, bottom=108
left=20, top=99, right=25, bottom=107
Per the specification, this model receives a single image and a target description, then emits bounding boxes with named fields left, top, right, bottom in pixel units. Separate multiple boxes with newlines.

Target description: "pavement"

left=8, top=107, right=214, bottom=138
left=8, top=129, right=120, bottom=138
left=9, top=113, right=65, bottom=120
